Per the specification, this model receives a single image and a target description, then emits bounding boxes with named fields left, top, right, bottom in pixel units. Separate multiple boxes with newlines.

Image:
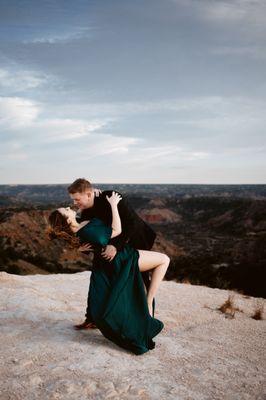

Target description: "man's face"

left=69, top=190, right=94, bottom=210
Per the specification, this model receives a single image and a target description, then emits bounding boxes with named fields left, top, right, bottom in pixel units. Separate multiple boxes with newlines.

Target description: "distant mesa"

left=148, top=198, right=166, bottom=207
left=207, top=210, right=234, bottom=228
left=153, top=232, right=186, bottom=258
left=138, top=208, right=181, bottom=224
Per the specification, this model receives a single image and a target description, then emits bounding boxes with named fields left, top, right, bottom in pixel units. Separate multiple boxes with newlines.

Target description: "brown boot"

left=74, top=319, right=97, bottom=330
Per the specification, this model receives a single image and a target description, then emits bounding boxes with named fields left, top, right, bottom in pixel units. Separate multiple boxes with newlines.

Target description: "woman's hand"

left=106, top=191, right=122, bottom=207
left=78, top=243, right=93, bottom=252
left=101, top=244, right=117, bottom=261
left=94, top=188, right=102, bottom=197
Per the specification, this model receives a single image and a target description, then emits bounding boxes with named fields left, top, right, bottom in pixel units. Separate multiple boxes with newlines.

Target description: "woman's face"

left=58, top=207, right=77, bottom=222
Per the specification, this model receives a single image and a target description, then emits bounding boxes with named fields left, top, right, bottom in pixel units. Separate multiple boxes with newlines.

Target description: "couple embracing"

left=48, top=178, right=170, bottom=355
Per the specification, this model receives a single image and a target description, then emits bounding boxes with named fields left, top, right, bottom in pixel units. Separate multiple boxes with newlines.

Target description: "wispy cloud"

left=170, top=0, right=266, bottom=38
left=33, top=118, right=109, bottom=142
left=0, top=94, right=140, bottom=162
left=0, top=96, right=112, bottom=141
left=55, top=96, right=266, bottom=130
left=209, top=45, right=266, bottom=60
left=0, top=67, right=47, bottom=92
left=203, top=1, right=253, bottom=22
left=115, top=144, right=210, bottom=166
left=0, top=97, right=40, bottom=129
left=22, top=26, right=94, bottom=44
left=78, top=135, right=140, bottom=159
left=202, top=0, right=266, bottom=25
left=54, top=96, right=233, bottom=119
left=0, top=140, right=28, bottom=161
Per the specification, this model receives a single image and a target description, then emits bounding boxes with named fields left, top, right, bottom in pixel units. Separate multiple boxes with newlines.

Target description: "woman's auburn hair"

left=46, top=209, right=80, bottom=248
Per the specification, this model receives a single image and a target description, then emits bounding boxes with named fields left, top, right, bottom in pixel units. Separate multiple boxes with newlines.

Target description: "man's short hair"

left=67, top=178, right=93, bottom=194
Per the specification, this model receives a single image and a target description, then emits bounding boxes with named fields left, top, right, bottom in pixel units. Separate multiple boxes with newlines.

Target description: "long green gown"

left=76, top=217, right=164, bottom=355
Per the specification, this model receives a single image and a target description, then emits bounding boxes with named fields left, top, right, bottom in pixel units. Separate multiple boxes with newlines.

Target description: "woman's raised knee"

left=163, top=254, right=170, bottom=267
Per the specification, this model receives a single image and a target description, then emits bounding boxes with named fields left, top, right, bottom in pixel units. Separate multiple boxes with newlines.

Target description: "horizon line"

left=0, top=182, right=266, bottom=186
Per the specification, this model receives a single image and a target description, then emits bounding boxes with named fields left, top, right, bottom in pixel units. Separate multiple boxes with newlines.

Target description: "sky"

left=0, top=0, right=265, bottom=184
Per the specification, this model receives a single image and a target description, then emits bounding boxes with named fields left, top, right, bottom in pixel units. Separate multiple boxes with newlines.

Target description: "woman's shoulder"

left=90, top=217, right=105, bottom=225
left=79, top=217, right=106, bottom=232
left=76, top=217, right=112, bottom=246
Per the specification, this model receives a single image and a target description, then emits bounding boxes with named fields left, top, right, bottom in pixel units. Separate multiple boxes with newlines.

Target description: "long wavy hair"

left=47, top=209, right=80, bottom=248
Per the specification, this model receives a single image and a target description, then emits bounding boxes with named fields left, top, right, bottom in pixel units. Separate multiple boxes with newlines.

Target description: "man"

left=68, top=178, right=157, bottom=330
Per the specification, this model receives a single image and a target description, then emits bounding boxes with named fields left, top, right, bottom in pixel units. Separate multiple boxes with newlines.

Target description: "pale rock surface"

left=0, top=271, right=265, bottom=400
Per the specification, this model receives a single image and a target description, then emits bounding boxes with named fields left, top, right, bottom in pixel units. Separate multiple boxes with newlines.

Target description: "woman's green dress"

left=76, top=217, right=164, bottom=355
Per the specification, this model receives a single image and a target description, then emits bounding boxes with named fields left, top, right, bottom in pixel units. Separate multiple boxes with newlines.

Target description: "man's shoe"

left=74, top=320, right=97, bottom=330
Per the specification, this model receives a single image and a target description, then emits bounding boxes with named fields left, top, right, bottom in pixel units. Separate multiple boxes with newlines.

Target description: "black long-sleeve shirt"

left=77, top=190, right=156, bottom=292
left=78, top=190, right=156, bottom=252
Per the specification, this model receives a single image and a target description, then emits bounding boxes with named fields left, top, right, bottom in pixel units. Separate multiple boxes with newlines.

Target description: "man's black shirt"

left=78, top=190, right=156, bottom=252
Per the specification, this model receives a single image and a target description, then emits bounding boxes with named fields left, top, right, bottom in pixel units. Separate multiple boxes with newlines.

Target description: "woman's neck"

left=71, top=220, right=90, bottom=233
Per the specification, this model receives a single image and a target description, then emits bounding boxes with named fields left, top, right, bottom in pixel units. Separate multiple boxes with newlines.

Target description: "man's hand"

left=94, top=188, right=102, bottom=197
left=101, top=245, right=117, bottom=261
left=78, top=243, right=93, bottom=252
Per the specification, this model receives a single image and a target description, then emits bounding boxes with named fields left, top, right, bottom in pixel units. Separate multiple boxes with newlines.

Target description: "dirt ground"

left=0, top=271, right=265, bottom=400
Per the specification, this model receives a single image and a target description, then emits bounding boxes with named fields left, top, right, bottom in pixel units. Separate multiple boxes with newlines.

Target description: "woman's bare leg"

left=138, top=250, right=170, bottom=315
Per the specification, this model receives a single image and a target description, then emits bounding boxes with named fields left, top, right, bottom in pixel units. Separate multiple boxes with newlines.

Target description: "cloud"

left=203, top=1, right=251, bottom=22
left=55, top=97, right=229, bottom=119
left=209, top=45, right=266, bottom=60
left=40, top=95, right=266, bottom=166
left=0, top=140, right=28, bottom=161
left=32, top=118, right=109, bottom=142
left=107, top=143, right=210, bottom=170
left=22, top=26, right=93, bottom=44
left=0, top=95, right=139, bottom=162
left=204, top=0, right=266, bottom=41
left=201, top=0, right=265, bottom=25
left=170, top=0, right=266, bottom=39
left=55, top=95, right=266, bottom=132
left=0, top=68, right=47, bottom=92
left=0, top=96, right=112, bottom=141
left=0, top=97, right=40, bottom=129
left=78, top=134, right=141, bottom=159
left=0, top=94, right=213, bottom=168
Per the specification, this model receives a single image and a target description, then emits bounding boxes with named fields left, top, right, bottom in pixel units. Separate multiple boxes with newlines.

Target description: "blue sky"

left=0, top=0, right=265, bottom=184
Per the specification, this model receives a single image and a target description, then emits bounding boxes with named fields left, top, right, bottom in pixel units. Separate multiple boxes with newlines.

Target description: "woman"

left=48, top=192, right=170, bottom=355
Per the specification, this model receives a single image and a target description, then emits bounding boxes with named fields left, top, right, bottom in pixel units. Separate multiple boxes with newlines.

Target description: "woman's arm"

left=106, top=192, right=122, bottom=238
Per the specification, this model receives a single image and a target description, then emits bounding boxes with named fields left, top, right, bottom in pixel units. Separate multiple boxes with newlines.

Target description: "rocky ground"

left=0, top=271, right=265, bottom=400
